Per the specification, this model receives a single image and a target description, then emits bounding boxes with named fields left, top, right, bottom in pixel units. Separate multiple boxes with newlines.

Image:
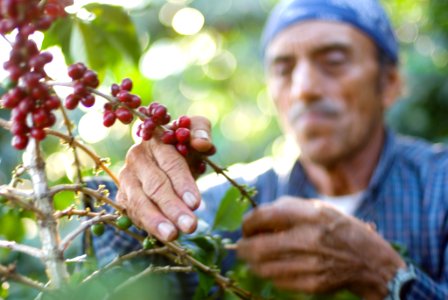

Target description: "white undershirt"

left=318, top=191, right=365, bottom=216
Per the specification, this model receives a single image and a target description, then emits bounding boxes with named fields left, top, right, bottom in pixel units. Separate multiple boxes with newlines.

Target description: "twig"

left=105, top=265, right=193, bottom=300
left=46, top=129, right=120, bottom=187
left=166, top=241, right=257, bottom=300
left=65, top=254, right=87, bottom=263
left=59, top=214, right=117, bottom=252
left=0, top=186, right=44, bottom=218
left=50, top=184, right=125, bottom=214
left=54, top=206, right=104, bottom=219
left=0, top=34, right=13, bottom=47
left=0, top=264, right=49, bottom=292
left=0, top=240, right=43, bottom=259
left=81, top=247, right=169, bottom=283
left=203, top=157, right=257, bottom=208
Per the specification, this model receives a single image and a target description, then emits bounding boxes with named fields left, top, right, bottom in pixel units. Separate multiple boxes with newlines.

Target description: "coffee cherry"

left=128, top=95, right=141, bottom=109
left=11, top=122, right=29, bottom=135
left=142, top=118, right=156, bottom=131
left=68, top=63, right=87, bottom=80
left=31, top=128, right=46, bottom=141
left=175, top=128, right=190, bottom=144
left=117, top=91, right=131, bottom=103
left=103, top=111, right=116, bottom=127
left=91, top=223, right=105, bottom=236
left=161, top=130, right=176, bottom=145
left=111, top=83, right=120, bottom=97
left=177, top=115, right=191, bottom=129
left=120, top=78, right=133, bottom=91
left=176, top=143, right=188, bottom=156
left=12, top=135, right=29, bottom=150
left=115, top=107, right=133, bottom=124
left=81, top=94, right=95, bottom=107
left=82, top=70, right=99, bottom=88
left=116, top=216, right=132, bottom=230
left=45, top=96, right=60, bottom=110
left=65, top=94, right=79, bottom=110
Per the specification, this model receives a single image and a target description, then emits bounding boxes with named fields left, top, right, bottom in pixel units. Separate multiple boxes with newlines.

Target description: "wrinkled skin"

left=237, top=198, right=404, bottom=299
left=117, top=116, right=213, bottom=241
left=117, top=20, right=405, bottom=299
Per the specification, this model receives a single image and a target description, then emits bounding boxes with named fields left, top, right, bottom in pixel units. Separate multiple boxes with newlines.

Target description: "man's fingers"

left=242, top=198, right=324, bottom=237
left=150, top=140, right=201, bottom=210
left=189, top=116, right=213, bottom=152
left=127, top=187, right=178, bottom=241
left=248, top=255, right=325, bottom=280
left=237, top=226, right=321, bottom=263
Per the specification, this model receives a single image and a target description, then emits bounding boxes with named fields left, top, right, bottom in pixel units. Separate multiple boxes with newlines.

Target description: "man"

left=94, top=0, right=448, bottom=299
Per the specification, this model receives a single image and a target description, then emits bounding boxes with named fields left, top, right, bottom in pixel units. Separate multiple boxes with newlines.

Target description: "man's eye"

left=272, top=63, right=293, bottom=76
left=323, top=52, right=348, bottom=67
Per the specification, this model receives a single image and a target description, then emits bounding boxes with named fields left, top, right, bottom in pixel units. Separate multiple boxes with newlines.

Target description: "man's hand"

left=117, top=116, right=213, bottom=242
left=237, top=197, right=406, bottom=299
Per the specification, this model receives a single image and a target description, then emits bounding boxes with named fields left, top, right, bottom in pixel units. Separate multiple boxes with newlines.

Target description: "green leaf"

left=42, top=18, right=74, bottom=63
left=43, top=4, right=141, bottom=72
left=193, top=270, right=216, bottom=300
left=212, top=187, right=250, bottom=232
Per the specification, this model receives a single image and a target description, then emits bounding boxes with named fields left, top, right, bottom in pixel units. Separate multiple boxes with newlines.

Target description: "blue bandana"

left=261, top=0, right=398, bottom=63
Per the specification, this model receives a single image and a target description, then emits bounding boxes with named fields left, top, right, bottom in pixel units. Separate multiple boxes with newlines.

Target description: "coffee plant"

left=0, top=1, right=262, bottom=299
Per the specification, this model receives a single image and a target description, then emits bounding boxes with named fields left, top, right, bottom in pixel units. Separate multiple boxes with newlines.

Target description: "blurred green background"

left=0, top=0, right=447, bottom=298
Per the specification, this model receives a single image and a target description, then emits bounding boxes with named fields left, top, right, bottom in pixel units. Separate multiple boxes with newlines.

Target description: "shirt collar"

left=285, top=128, right=397, bottom=198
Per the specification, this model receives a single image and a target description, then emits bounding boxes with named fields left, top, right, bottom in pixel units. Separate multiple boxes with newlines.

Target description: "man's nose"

left=290, top=61, right=322, bottom=103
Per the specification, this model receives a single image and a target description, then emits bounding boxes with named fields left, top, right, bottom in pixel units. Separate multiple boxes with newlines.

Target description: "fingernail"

left=183, top=192, right=198, bottom=208
left=178, top=214, right=195, bottom=232
left=157, top=222, right=175, bottom=240
left=193, top=129, right=209, bottom=140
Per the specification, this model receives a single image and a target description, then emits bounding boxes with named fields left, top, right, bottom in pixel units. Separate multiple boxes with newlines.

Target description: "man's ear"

left=380, top=65, right=402, bottom=109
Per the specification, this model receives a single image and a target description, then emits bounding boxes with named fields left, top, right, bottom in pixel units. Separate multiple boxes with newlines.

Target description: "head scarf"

left=261, top=0, right=398, bottom=63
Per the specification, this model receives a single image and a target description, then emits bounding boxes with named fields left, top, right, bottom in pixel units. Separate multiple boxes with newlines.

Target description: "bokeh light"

left=172, top=7, right=205, bottom=36
left=79, top=111, right=110, bottom=144
left=140, top=40, right=188, bottom=79
left=203, top=50, right=237, bottom=80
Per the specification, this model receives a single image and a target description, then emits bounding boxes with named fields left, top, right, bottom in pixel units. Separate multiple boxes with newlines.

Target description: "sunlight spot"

left=172, top=7, right=204, bottom=36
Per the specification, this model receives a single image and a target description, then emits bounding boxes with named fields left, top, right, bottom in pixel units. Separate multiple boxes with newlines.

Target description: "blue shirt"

left=88, top=130, right=448, bottom=299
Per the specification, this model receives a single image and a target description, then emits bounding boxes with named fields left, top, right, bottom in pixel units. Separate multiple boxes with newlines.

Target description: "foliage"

left=0, top=0, right=447, bottom=299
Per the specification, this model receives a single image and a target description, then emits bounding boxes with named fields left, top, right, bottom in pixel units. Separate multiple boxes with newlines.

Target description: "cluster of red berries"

left=0, top=0, right=72, bottom=149
left=65, top=63, right=99, bottom=110
left=2, top=36, right=59, bottom=149
left=135, top=102, right=171, bottom=139
left=0, top=0, right=69, bottom=36
left=102, top=78, right=141, bottom=127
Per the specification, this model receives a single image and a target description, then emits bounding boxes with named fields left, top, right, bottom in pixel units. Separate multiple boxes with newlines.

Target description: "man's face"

left=266, top=21, right=391, bottom=167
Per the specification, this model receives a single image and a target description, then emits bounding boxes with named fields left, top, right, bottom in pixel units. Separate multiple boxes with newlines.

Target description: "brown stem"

left=0, top=186, right=44, bottom=218
left=0, top=264, right=49, bottom=292
left=59, top=214, right=118, bottom=252
left=81, top=247, right=169, bottom=283
left=50, top=184, right=125, bottom=214
left=203, top=157, right=257, bottom=208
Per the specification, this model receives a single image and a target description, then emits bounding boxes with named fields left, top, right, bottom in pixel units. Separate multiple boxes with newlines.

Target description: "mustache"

left=287, top=99, right=344, bottom=123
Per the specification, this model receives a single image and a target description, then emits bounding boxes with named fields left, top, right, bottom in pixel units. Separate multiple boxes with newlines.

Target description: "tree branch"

left=0, top=185, right=44, bottom=218
left=23, top=139, right=68, bottom=287
left=0, top=264, right=49, bottom=292
left=81, top=247, right=169, bottom=283
left=50, top=184, right=125, bottom=214
left=104, top=265, right=193, bottom=300
left=0, top=240, right=43, bottom=259
left=59, top=214, right=117, bottom=252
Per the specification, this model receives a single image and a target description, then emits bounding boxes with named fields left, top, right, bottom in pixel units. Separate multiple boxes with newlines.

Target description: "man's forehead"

left=265, top=21, right=367, bottom=59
